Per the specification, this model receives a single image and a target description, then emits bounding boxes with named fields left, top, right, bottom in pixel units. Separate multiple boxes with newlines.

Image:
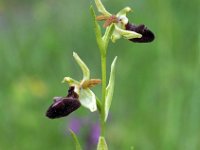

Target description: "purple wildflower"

left=90, top=123, right=100, bottom=144
left=68, top=118, right=82, bottom=134
left=86, top=123, right=100, bottom=150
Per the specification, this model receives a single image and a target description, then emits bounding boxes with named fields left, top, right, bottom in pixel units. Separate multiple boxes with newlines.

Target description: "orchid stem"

left=91, top=4, right=112, bottom=138
left=100, top=53, right=106, bottom=136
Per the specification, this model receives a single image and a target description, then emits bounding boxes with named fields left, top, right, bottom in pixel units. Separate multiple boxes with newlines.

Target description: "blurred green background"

left=0, top=0, right=200, bottom=149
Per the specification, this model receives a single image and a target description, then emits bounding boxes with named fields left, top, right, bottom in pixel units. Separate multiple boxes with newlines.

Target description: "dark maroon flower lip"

left=46, top=97, right=81, bottom=119
left=46, top=86, right=81, bottom=119
left=125, top=22, right=155, bottom=43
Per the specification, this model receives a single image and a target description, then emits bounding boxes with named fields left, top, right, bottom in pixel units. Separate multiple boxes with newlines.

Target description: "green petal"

left=79, top=88, right=97, bottom=112
left=69, top=129, right=82, bottom=150
left=97, top=136, right=108, bottom=150
left=114, top=24, right=142, bottom=39
left=62, top=77, right=80, bottom=85
left=73, top=52, right=90, bottom=80
left=105, top=57, right=117, bottom=121
left=94, top=0, right=111, bottom=17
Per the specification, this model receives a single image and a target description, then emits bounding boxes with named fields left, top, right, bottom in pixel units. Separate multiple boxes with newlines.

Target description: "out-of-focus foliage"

left=0, top=0, right=200, bottom=150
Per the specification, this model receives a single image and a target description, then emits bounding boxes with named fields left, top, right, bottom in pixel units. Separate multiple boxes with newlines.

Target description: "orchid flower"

left=62, top=52, right=101, bottom=112
left=95, top=0, right=154, bottom=43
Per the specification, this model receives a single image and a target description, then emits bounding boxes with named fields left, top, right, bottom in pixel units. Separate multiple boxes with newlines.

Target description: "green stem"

left=90, top=5, right=114, bottom=137
left=100, top=53, right=106, bottom=136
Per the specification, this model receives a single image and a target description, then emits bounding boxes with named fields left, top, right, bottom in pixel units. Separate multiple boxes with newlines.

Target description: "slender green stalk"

left=97, top=25, right=114, bottom=138
left=90, top=5, right=114, bottom=138
left=100, top=54, right=106, bottom=136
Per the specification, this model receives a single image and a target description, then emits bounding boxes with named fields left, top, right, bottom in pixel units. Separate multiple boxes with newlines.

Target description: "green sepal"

left=69, top=129, right=82, bottom=150
left=73, top=52, right=90, bottom=81
left=94, top=0, right=111, bottom=17
left=62, top=77, right=79, bottom=85
left=105, top=57, right=117, bottom=121
left=97, top=136, right=108, bottom=150
left=116, top=7, right=131, bottom=18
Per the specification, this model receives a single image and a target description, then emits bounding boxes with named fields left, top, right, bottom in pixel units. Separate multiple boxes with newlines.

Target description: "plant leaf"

left=69, top=129, right=82, bottom=150
left=97, top=136, right=108, bottom=150
left=105, top=57, right=117, bottom=121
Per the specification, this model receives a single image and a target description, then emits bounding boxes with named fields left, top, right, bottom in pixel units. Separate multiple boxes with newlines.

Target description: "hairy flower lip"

left=46, top=97, right=81, bottom=119
left=46, top=86, right=81, bottom=119
left=125, top=22, right=155, bottom=43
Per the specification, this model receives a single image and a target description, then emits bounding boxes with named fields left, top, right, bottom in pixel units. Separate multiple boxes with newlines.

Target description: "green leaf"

left=105, top=57, right=117, bottom=121
left=73, top=52, right=90, bottom=81
left=69, top=129, right=82, bottom=150
left=97, top=136, right=108, bottom=150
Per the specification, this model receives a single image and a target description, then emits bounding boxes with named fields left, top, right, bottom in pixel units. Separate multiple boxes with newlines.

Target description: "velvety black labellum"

left=125, top=22, right=155, bottom=43
left=46, top=86, right=81, bottom=119
left=46, top=97, right=81, bottom=119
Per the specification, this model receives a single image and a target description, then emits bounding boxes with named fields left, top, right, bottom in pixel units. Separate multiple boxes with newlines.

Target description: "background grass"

left=0, top=0, right=200, bottom=149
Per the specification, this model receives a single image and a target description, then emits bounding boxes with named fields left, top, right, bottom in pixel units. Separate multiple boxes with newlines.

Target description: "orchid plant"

left=45, top=0, right=154, bottom=149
